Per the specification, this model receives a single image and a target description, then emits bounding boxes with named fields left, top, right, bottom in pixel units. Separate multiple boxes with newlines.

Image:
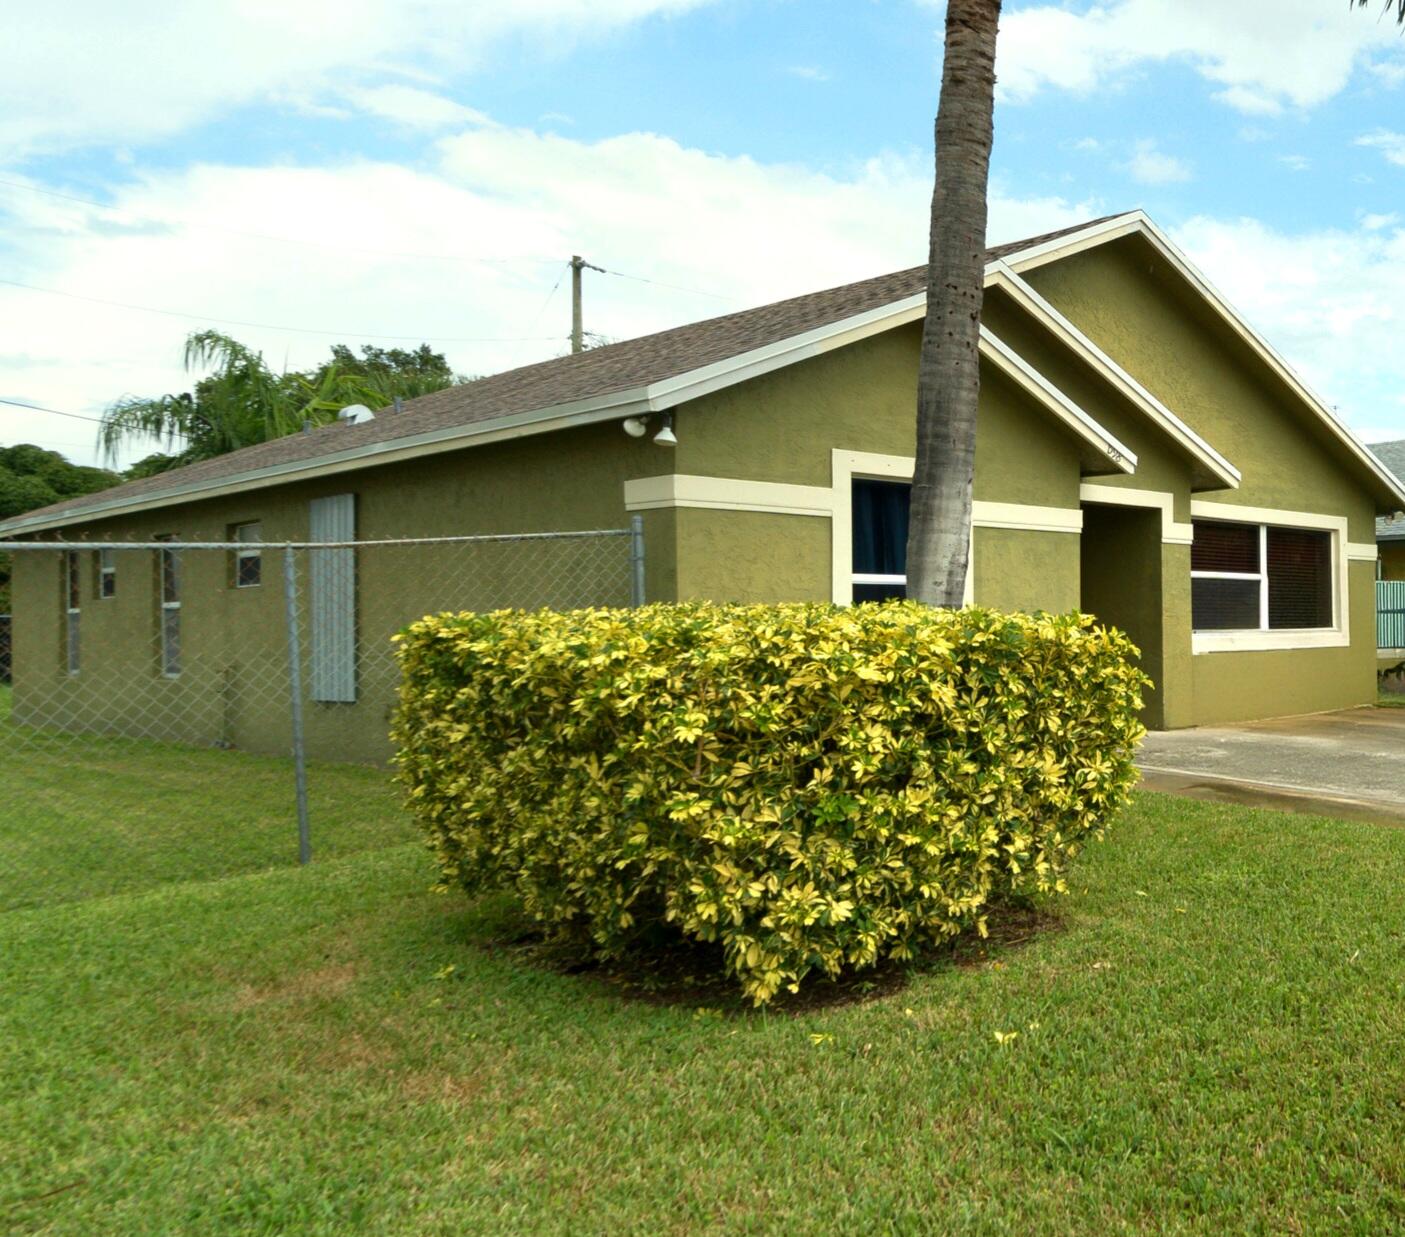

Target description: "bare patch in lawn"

left=230, top=960, right=359, bottom=1010
left=398, top=1069, right=484, bottom=1108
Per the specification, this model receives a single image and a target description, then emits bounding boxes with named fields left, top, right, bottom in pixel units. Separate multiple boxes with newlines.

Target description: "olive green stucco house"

left=4, top=210, right=1403, bottom=749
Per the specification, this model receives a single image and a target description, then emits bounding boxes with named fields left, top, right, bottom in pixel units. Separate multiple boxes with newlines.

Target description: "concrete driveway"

left=1137, top=707, right=1405, bottom=826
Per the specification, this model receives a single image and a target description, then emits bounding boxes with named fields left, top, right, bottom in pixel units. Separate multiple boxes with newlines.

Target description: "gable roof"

left=1003, top=210, right=1405, bottom=514
left=1371, top=440, right=1405, bottom=540
left=0, top=216, right=1131, bottom=535
left=3, top=208, right=1399, bottom=534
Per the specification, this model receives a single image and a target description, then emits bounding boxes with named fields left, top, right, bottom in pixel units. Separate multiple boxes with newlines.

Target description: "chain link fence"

left=0, top=524, right=641, bottom=876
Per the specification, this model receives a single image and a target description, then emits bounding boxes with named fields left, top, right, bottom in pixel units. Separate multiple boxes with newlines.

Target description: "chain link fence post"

left=630, top=514, right=646, bottom=607
left=282, top=544, right=311, bottom=865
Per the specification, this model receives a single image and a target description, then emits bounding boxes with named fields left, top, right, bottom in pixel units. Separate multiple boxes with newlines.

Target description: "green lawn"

left=0, top=682, right=410, bottom=912
left=3, top=732, right=1404, bottom=1233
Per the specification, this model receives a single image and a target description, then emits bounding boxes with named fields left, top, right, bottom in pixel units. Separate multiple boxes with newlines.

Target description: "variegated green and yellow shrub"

left=392, top=603, right=1147, bottom=1004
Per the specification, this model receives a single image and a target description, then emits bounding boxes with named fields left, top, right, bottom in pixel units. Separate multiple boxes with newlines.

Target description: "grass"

left=0, top=682, right=410, bottom=912
left=3, top=734, right=1405, bottom=1233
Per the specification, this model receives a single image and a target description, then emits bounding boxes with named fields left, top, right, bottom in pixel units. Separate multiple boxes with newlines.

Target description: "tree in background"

left=99, top=331, right=463, bottom=476
left=317, top=343, right=464, bottom=401
left=0, top=444, right=121, bottom=612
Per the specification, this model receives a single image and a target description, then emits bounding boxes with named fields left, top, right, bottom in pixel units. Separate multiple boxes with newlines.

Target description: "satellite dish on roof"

left=339, top=404, right=375, bottom=426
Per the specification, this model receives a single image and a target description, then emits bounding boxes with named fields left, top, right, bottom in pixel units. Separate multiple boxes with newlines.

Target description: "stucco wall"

left=676, top=321, right=1084, bottom=510
left=1025, top=239, right=1379, bottom=543
left=973, top=528, right=1079, bottom=614
left=9, top=422, right=670, bottom=763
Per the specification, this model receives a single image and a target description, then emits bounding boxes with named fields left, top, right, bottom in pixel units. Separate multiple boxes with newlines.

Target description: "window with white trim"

left=231, top=521, right=262, bottom=588
left=96, top=548, right=116, bottom=599
left=156, top=535, right=181, bottom=677
left=1190, top=519, right=1333, bottom=632
left=851, top=479, right=909, bottom=602
left=63, top=551, right=80, bottom=674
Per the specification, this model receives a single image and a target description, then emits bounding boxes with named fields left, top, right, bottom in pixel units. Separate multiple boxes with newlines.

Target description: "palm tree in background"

left=907, top=0, right=1404, bottom=607
left=99, top=331, right=460, bottom=474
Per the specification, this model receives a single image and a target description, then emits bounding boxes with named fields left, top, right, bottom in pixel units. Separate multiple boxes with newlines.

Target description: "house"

left=1370, top=439, right=1405, bottom=580
left=2, top=209, right=1402, bottom=761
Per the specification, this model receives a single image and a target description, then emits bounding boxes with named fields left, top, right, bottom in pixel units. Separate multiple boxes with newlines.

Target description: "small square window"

left=231, top=522, right=262, bottom=589
left=96, top=548, right=116, bottom=599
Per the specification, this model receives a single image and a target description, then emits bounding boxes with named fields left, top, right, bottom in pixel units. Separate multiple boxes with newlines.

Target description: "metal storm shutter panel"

left=309, top=494, right=356, bottom=703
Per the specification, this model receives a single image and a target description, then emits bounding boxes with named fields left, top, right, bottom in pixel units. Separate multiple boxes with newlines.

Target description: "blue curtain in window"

left=852, top=479, right=910, bottom=575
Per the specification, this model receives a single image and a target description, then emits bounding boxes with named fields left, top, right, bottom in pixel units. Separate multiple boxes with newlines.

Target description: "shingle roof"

left=4, top=214, right=1129, bottom=530
left=1370, top=439, right=1405, bottom=539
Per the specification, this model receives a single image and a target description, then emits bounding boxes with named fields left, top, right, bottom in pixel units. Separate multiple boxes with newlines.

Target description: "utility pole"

left=570, top=254, right=604, bottom=354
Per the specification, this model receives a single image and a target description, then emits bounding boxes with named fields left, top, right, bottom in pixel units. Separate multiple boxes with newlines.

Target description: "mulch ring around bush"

left=470, top=899, right=1065, bottom=1016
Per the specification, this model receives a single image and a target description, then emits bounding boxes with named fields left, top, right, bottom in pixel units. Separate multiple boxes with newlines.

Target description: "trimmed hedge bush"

left=393, top=602, right=1147, bottom=1004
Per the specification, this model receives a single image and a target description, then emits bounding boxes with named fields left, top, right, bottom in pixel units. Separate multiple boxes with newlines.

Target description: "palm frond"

left=1353, top=0, right=1405, bottom=23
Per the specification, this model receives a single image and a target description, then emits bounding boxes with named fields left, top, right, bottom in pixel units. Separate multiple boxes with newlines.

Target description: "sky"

left=5, top=0, right=1405, bottom=469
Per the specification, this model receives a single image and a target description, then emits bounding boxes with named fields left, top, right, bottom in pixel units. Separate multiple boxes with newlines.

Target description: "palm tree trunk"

left=906, top=0, right=1000, bottom=606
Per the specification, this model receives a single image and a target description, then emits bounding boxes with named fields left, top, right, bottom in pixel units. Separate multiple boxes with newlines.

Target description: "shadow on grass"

left=449, top=894, right=1065, bottom=1015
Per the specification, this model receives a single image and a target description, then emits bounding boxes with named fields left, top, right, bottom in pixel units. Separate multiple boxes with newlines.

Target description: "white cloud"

left=786, top=65, right=832, bottom=82
left=0, top=0, right=716, bottom=156
left=1126, top=139, right=1191, bottom=186
left=1277, top=154, right=1311, bottom=173
left=340, top=85, right=492, bottom=131
left=1172, top=214, right=1405, bottom=442
left=1356, top=128, right=1405, bottom=166
left=1362, top=211, right=1399, bottom=231
left=0, top=125, right=1097, bottom=466
left=991, top=0, right=1405, bottom=114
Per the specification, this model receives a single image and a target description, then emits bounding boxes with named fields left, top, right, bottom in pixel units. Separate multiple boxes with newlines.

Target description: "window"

left=851, top=479, right=909, bottom=602
left=156, top=535, right=181, bottom=677
left=63, top=551, right=80, bottom=674
left=1191, top=519, right=1333, bottom=633
left=96, top=548, right=116, bottom=599
left=231, top=522, right=262, bottom=588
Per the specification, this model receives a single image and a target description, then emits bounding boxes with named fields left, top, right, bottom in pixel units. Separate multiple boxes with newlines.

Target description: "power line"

left=596, top=265, right=732, bottom=301
left=0, top=396, right=106, bottom=425
left=0, top=176, right=561, bottom=268
left=0, top=278, right=565, bottom=344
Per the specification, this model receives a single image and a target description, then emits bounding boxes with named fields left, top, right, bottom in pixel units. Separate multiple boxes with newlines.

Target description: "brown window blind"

left=1266, top=527, right=1331, bottom=629
left=1190, top=520, right=1259, bottom=573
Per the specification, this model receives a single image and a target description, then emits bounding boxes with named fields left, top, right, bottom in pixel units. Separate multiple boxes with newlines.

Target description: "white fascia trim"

left=974, top=502, right=1083, bottom=534
left=1006, top=211, right=1405, bottom=513
left=980, top=327, right=1136, bottom=474
left=1187, top=499, right=1352, bottom=655
left=1189, top=499, right=1350, bottom=531
left=628, top=469, right=1082, bottom=533
left=623, top=474, right=833, bottom=517
left=0, top=388, right=658, bottom=536
left=1000, top=212, right=1146, bottom=273
left=1079, top=483, right=1194, bottom=545
left=643, top=294, right=926, bottom=410
left=988, top=263, right=1240, bottom=490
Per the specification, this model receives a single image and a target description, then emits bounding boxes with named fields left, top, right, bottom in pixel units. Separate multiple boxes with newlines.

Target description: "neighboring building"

left=2, top=210, right=1403, bottom=759
left=1369, top=439, right=1405, bottom=580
